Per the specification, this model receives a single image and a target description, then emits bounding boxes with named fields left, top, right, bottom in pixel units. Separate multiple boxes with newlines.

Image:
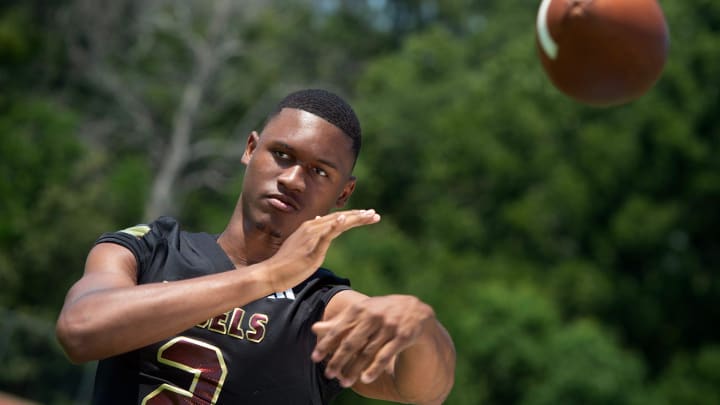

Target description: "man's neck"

left=217, top=215, right=282, bottom=267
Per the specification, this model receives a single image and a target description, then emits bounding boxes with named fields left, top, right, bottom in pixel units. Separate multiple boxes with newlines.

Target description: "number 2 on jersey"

left=142, top=336, right=228, bottom=405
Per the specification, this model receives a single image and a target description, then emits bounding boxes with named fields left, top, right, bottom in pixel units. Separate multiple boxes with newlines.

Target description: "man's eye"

left=314, top=167, right=329, bottom=177
left=273, top=151, right=290, bottom=160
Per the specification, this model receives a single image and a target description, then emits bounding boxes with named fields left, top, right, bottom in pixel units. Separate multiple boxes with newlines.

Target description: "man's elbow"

left=402, top=378, right=454, bottom=405
left=401, top=355, right=456, bottom=405
left=432, top=372, right=455, bottom=405
left=55, top=313, right=100, bottom=364
left=424, top=363, right=456, bottom=405
left=425, top=335, right=456, bottom=404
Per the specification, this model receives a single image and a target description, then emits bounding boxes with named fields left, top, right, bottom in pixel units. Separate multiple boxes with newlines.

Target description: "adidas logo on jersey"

left=268, top=288, right=295, bottom=300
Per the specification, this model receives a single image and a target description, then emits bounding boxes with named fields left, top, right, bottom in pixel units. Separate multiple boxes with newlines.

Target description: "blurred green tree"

left=2, top=0, right=720, bottom=403
left=652, top=346, right=720, bottom=405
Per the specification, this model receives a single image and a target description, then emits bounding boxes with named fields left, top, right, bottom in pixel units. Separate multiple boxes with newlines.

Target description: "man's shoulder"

left=108, top=216, right=180, bottom=241
left=115, top=216, right=217, bottom=243
left=96, top=216, right=228, bottom=271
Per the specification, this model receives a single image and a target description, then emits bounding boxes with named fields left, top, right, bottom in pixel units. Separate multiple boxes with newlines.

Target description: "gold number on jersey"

left=141, top=336, right=228, bottom=404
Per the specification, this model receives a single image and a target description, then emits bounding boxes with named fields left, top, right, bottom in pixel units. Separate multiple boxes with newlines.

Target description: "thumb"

left=311, top=320, right=332, bottom=336
left=311, top=320, right=341, bottom=363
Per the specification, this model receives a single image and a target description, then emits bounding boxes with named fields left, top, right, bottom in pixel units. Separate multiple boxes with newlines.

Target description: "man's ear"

left=335, top=176, right=357, bottom=208
left=241, top=131, right=260, bottom=165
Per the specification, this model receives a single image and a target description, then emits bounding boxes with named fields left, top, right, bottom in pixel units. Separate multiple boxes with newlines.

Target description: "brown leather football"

left=536, top=0, right=670, bottom=106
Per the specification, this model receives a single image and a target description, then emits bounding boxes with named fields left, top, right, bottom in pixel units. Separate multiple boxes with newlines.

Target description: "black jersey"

left=91, top=216, right=351, bottom=404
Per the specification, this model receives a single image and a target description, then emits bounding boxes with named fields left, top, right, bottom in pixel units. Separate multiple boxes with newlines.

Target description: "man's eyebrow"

left=275, top=142, right=294, bottom=151
left=317, top=158, right=339, bottom=171
left=274, top=141, right=340, bottom=170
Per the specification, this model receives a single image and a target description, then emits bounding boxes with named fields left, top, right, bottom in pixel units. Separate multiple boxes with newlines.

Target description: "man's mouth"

left=267, top=194, right=299, bottom=212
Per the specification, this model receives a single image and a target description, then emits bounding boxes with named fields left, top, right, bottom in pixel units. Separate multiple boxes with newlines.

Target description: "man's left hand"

left=311, top=294, right=435, bottom=388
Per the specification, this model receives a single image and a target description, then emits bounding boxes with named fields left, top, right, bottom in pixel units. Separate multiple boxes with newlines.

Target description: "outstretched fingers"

left=308, top=209, right=379, bottom=252
left=270, top=209, right=380, bottom=289
left=323, top=209, right=381, bottom=236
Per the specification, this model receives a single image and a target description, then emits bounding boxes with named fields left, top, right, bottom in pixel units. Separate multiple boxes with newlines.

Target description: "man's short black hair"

left=267, top=88, right=362, bottom=160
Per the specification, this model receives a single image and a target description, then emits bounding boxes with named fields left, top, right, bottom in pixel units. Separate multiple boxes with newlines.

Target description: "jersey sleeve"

left=94, top=216, right=180, bottom=278
left=316, top=271, right=352, bottom=316
left=292, top=268, right=353, bottom=402
left=297, top=268, right=351, bottom=306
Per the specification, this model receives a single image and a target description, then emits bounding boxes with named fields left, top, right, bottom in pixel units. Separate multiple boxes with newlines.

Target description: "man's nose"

left=278, top=164, right=306, bottom=192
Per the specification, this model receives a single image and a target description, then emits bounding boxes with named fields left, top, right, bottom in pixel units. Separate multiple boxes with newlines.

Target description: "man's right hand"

left=261, top=209, right=381, bottom=293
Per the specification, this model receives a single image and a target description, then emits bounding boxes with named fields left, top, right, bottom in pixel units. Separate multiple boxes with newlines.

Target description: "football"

left=536, top=0, right=670, bottom=106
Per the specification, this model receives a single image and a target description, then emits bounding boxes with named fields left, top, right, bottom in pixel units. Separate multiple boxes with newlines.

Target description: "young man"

left=56, top=89, right=455, bottom=404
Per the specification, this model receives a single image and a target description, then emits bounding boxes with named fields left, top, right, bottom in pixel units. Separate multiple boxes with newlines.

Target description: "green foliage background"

left=1, top=0, right=718, bottom=404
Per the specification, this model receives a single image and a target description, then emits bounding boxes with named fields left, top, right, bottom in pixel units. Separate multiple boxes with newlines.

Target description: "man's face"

left=240, top=108, right=357, bottom=239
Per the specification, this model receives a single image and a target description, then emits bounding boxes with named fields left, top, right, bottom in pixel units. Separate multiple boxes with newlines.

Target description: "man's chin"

left=248, top=207, right=309, bottom=240
left=250, top=219, right=281, bottom=239
left=255, top=217, right=308, bottom=241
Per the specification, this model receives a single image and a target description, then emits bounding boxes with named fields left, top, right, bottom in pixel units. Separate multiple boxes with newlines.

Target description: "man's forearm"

left=57, top=267, right=273, bottom=363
